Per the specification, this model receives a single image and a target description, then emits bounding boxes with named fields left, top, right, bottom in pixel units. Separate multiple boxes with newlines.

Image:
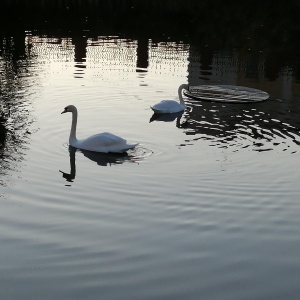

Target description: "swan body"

left=61, top=105, right=137, bottom=153
left=150, top=84, right=189, bottom=114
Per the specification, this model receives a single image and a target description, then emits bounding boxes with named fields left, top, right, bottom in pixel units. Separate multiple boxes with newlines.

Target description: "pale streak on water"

left=1, top=35, right=300, bottom=300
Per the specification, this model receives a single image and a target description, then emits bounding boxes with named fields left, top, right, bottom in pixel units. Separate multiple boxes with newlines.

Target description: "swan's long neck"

left=69, top=108, right=78, bottom=143
left=178, top=84, right=188, bottom=106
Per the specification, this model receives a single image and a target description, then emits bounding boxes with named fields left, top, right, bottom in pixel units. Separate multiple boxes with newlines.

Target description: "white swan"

left=61, top=105, right=138, bottom=153
left=150, top=84, right=189, bottom=114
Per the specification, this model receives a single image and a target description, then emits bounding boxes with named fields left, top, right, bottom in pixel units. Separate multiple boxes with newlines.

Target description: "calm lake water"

left=1, top=14, right=300, bottom=300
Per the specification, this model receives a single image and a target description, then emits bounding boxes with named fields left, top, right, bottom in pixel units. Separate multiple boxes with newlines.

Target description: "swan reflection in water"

left=60, top=146, right=137, bottom=183
left=149, top=111, right=189, bottom=128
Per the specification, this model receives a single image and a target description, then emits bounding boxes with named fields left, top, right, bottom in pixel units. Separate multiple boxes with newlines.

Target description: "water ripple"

left=182, top=98, right=300, bottom=153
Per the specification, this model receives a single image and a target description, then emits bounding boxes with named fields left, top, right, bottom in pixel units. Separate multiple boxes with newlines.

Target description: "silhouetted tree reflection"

left=1, top=0, right=300, bottom=85
left=1, top=0, right=300, bottom=63
left=0, top=37, right=35, bottom=187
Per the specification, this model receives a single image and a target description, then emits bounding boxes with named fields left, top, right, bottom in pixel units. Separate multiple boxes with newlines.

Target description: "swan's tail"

left=124, top=143, right=139, bottom=152
left=110, top=143, right=138, bottom=153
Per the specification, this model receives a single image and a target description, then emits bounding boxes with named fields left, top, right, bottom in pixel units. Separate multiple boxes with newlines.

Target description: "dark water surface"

left=1, top=2, right=300, bottom=300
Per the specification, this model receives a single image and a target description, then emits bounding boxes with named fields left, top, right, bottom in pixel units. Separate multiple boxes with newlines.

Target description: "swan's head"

left=61, top=105, right=77, bottom=114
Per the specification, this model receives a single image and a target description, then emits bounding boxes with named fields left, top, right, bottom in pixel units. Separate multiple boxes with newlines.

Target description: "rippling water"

left=1, top=32, right=300, bottom=300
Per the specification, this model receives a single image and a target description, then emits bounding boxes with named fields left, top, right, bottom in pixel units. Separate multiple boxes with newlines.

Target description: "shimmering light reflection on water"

left=1, top=33, right=300, bottom=300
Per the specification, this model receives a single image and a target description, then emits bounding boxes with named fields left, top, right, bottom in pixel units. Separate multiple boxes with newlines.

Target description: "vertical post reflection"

left=187, top=46, right=214, bottom=85
left=136, top=37, right=148, bottom=72
left=72, top=33, right=87, bottom=78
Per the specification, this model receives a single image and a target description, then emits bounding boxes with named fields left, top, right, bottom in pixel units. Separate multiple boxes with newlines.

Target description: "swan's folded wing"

left=82, top=132, right=127, bottom=147
left=151, top=100, right=174, bottom=110
left=151, top=100, right=184, bottom=113
left=77, top=132, right=137, bottom=153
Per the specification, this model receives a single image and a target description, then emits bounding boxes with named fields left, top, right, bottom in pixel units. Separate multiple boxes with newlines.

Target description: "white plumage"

left=61, top=105, right=137, bottom=153
left=150, top=84, right=189, bottom=114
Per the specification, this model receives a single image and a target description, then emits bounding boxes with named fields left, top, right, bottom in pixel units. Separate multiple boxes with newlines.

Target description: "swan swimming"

left=150, top=84, right=189, bottom=114
left=61, top=105, right=138, bottom=153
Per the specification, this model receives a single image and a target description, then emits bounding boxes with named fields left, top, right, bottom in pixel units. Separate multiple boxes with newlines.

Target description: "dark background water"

left=1, top=0, right=300, bottom=65
left=1, top=1, right=300, bottom=88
